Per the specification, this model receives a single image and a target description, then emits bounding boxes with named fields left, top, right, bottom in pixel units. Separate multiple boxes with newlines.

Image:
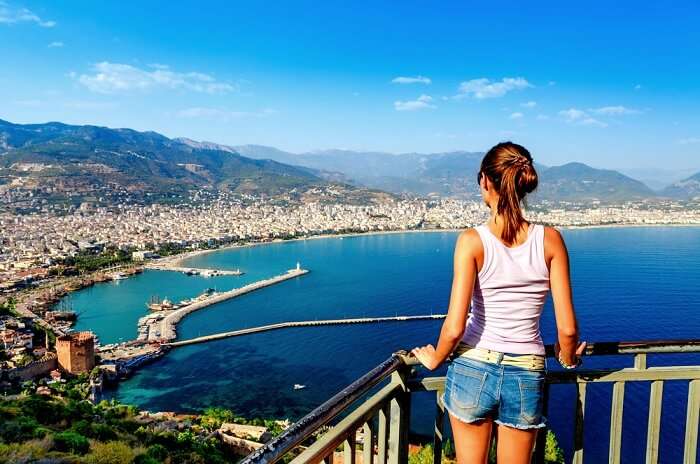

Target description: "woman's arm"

left=412, top=229, right=479, bottom=370
left=545, top=226, right=586, bottom=365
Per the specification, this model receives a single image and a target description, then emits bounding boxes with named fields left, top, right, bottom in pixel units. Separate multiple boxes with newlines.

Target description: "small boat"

left=111, top=272, right=128, bottom=281
left=293, top=384, right=306, bottom=390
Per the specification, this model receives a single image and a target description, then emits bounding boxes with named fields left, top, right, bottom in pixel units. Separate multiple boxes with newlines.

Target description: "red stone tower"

left=56, top=332, right=95, bottom=374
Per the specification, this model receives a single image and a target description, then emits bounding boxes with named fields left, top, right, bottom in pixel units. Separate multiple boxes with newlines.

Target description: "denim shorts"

left=441, top=355, right=547, bottom=430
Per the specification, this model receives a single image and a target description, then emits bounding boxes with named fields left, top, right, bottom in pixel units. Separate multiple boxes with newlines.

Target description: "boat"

left=293, top=384, right=306, bottom=390
left=111, top=272, right=128, bottom=281
left=146, top=295, right=174, bottom=311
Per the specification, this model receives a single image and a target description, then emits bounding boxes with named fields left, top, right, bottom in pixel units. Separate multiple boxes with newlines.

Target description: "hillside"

left=534, top=162, right=657, bottom=201
left=0, top=119, right=328, bottom=206
left=662, top=171, right=700, bottom=199
left=232, top=145, right=659, bottom=202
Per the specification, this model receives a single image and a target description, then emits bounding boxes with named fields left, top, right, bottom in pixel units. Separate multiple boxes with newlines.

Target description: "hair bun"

left=517, top=163, right=538, bottom=195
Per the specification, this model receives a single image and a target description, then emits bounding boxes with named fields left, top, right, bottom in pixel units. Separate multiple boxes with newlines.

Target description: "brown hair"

left=478, top=141, right=538, bottom=245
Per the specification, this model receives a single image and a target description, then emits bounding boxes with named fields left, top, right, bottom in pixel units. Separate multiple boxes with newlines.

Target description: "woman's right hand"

left=555, top=340, right=587, bottom=366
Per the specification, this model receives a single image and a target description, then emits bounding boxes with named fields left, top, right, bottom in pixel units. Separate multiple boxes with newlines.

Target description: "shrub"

left=84, top=441, right=135, bottom=464
left=146, top=443, right=168, bottom=461
left=133, top=455, right=160, bottom=464
left=52, top=430, right=90, bottom=455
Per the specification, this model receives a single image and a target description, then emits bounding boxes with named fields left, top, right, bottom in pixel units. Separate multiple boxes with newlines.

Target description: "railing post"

left=344, top=431, right=356, bottom=464
left=532, top=382, right=550, bottom=464
left=572, top=382, right=587, bottom=464
left=609, top=381, right=626, bottom=464
left=646, top=380, right=663, bottom=464
left=434, top=389, right=445, bottom=464
left=377, top=404, right=389, bottom=464
left=388, top=369, right=411, bottom=464
left=363, top=421, right=375, bottom=464
left=684, top=379, right=699, bottom=464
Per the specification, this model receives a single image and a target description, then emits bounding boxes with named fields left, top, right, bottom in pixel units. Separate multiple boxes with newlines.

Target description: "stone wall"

left=6, top=353, right=58, bottom=381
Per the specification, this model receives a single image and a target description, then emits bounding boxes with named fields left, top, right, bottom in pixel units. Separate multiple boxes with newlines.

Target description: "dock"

left=139, top=267, right=309, bottom=342
left=145, top=265, right=244, bottom=276
left=163, top=314, right=446, bottom=347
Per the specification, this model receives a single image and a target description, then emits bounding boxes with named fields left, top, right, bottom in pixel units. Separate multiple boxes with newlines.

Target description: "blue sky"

left=1, top=1, right=699, bottom=171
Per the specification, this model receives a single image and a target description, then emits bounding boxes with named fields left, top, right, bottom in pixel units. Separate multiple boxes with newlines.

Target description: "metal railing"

left=241, top=339, right=700, bottom=464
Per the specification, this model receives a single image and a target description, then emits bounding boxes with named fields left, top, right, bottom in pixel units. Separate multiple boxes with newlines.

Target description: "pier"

left=163, top=314, right=447, bottom=347
left=139, top=267, right=309, bottom=342
left=145, top=264, right=244, bottom=276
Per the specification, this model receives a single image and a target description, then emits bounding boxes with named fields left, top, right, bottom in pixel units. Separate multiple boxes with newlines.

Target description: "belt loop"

left=496, top=352, right=504, bottom=364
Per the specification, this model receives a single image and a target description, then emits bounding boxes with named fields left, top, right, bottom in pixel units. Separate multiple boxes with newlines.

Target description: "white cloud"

left=48, top=41, right=63, bottom=48
left=678, top=137, right=700, bottom=145
left=454, top=77, right=532, bottom=99
left=591, top=105, right=640, bottom=115
left=509, top=112, right=524, bottom=120
left=175, top=107, right=275, bottom=120
left=0, top=3, right=55, bottom=27
left=76, top=62, right=236, bottom=95
left=391, top=75, right=431, bottom=85
left=394, top=94, right=436, bottom=111
left=521, top=101, right=537, bottom=108
left=536, top=114, right=549, bottom=120
left=558, top=108, right=607, bottom=127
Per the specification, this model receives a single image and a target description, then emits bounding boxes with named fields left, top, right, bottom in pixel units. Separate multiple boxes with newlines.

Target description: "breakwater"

left=164, top=314, right=447, bottom=347
left=138, top=268, right=309, bottom=342
left=145, top=264, right=244, bottom=276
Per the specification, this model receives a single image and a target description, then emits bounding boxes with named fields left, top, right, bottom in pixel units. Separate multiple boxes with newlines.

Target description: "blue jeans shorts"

left=441, top=355, right=548, bottom=430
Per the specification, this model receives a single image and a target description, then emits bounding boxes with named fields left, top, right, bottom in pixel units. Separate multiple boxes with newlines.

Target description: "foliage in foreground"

left=0, top=392, right=233, bottom=464
left=408, top=431, right=565, bottom=464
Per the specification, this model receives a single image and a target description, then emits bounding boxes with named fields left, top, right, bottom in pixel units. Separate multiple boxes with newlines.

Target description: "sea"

left=64, top=226, right=700, bottom=463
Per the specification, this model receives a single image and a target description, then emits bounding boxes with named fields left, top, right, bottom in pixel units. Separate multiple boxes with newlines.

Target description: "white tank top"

left=461, top=223, right=550, bottom=355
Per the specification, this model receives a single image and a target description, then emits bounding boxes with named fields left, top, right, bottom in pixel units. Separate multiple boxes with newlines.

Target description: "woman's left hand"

left=411, top=344, right=440, bottom=370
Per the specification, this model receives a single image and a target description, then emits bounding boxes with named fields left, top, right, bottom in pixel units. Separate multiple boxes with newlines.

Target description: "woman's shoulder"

left=455, top=227, right=484, bottom=254
left=542, top=225, right=565, bottom=242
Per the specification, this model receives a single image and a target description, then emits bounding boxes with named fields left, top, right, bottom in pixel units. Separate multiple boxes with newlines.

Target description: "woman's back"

left=462, top=222, right=550, bottom=355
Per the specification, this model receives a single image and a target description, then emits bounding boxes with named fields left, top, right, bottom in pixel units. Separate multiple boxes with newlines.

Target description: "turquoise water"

left=64, top=227, right=700, bottom=463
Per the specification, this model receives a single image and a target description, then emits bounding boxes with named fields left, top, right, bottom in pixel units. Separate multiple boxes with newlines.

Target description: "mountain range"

left=0, top=119, right=342, bottom=207
left=1, top=119, right=698, bottom=206
left=209, top=143, right=699, bottom=201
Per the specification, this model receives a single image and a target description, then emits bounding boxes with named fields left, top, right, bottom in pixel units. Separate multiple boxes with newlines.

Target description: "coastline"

left=161, top=222, right=700, bottom=267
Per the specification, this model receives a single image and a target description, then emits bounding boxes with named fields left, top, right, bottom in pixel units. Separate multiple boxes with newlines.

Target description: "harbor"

left=137, top=264, right=309, bottom=343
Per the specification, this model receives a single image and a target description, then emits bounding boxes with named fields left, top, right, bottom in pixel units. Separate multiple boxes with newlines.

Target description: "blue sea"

left=65, top=227, right=700, bottom=463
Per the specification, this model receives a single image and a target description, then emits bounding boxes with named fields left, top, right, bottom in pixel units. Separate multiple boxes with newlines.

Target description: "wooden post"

left=377, top=404, right=389, bottom=464
left=684, top=379, right=699, bottom=464
left=572, top=382, right=587, bottom=464
left=609, top=381, right=625, bottom=464
left=532, top=382, right=550, bottom=464
left=363, top=421, right=375, bottom=464
left=434, top=389, right=445, bottom=464
left=645, top=380, right=663, bottom=464
left=388, top=371, right=411, bottom=464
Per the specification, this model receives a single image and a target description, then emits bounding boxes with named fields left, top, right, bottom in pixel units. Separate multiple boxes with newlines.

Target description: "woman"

left=412, top=142, right=586, bottom=464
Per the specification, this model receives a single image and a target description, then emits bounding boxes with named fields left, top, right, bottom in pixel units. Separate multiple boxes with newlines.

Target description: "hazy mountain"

left=534, top=162, right=656, bottom=201
left=615, top=167, right=699, bottom=191
left=662, top=171, right=700, bottom=199
left=0, top=119, right=326, bottom=204
left=230, top=144, right=659, bottom=202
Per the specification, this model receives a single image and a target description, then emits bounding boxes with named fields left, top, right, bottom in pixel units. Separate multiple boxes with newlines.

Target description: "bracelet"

left=558, top=353, right=582, bottom=369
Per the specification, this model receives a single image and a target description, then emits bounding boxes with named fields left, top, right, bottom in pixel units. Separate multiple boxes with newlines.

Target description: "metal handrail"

left=240, top=350, right=408, bottom=464
left=240, top=339, right=700, bottom=463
